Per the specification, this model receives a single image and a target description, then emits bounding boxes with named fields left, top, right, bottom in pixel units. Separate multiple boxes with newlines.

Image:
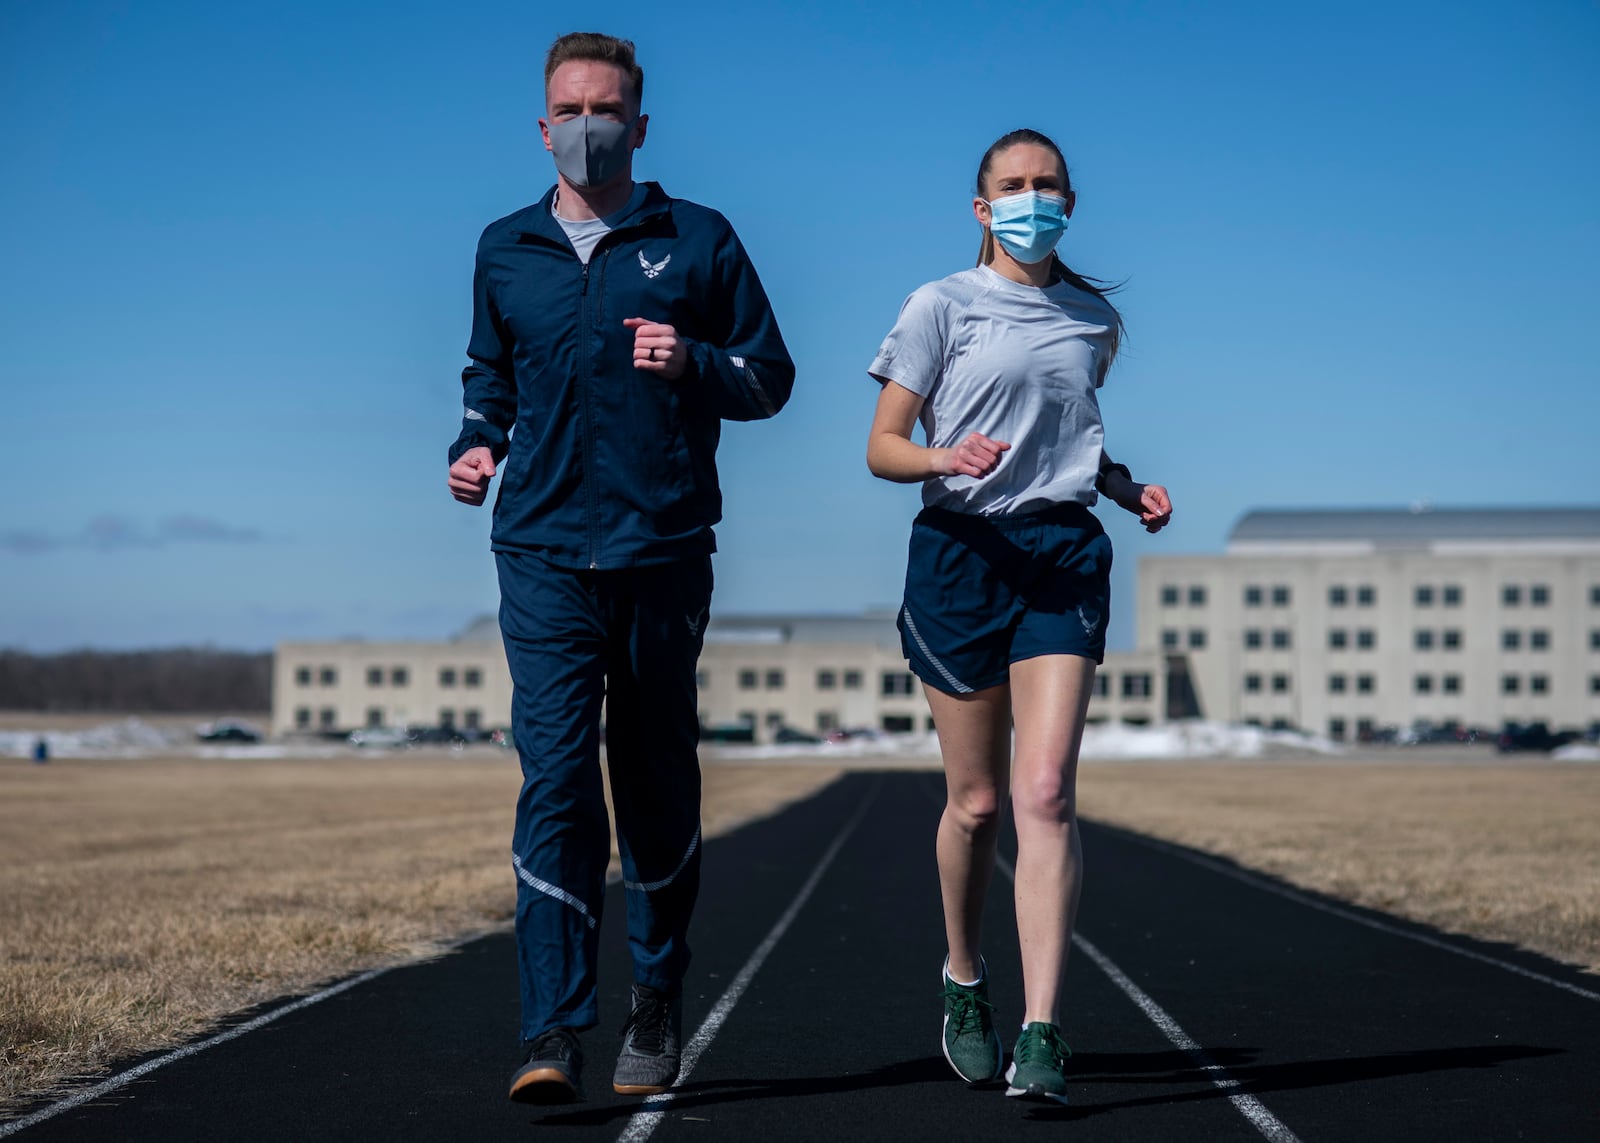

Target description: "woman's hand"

left=1106, top=471, right=1173, bottom=533
left=935, top=432, right=1011, bottom=479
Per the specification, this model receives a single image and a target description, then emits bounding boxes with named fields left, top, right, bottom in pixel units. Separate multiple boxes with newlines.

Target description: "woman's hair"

left=976, top=128, right=1124, bottom=362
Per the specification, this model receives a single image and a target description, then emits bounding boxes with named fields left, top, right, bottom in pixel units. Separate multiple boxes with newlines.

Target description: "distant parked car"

left=407, top=725, right=471, bottom=746
left=1496, top=722, right=1579, bottom=754
left=701, top=723, right=756, bottom=744
left=773, top=725, right=822, bottom=745
left=197, top=721, right=262, bottom=743
left=348, top=726, right=410, bottom=749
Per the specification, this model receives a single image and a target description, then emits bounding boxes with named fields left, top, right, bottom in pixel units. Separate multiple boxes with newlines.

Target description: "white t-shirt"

left=869, top=264, right=1118, bottom=516
left=552, top=182, right=648, bottom=264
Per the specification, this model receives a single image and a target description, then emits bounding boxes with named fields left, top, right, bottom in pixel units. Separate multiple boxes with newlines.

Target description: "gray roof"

left=1229, top=507, right=1600, bottom=547
left=453, top=615, right=502, bottom=643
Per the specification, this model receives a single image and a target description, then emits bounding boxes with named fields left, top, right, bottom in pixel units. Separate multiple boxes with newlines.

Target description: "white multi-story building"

left=1138, top=507, right=1600, bottom=740
left=273, top=612, right=1189, bottom=741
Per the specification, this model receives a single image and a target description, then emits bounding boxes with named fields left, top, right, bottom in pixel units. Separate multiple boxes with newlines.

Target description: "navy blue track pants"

left=496, top=551, right=711, bottom=1042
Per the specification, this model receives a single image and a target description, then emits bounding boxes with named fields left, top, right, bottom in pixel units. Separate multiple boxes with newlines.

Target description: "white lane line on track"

left=996, top=855, right=1302, bottom=1143
left=0, top=966, right=393, bottom=1139
left=616, top=780, right=880, bottom=1143
left=1109, top=829, right=1600, bottom=1004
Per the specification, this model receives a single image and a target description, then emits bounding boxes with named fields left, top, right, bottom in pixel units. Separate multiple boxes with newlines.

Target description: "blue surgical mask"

left=985, top=191, right=1069, bottom=265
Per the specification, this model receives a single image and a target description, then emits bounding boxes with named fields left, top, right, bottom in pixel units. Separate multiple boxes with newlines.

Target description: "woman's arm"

left=1100, top=450, right=1174, bottom=534
left=867, top=380, right=1010, bottom=483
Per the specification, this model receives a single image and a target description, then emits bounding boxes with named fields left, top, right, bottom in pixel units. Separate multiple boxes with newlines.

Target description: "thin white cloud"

left=0, top=515, right=266, bottom=555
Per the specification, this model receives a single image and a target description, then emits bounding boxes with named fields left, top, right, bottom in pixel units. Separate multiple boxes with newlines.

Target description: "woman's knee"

left=944, top=784, right=1003, bottom=835
left=1011, top=765, right=1076, bottom=824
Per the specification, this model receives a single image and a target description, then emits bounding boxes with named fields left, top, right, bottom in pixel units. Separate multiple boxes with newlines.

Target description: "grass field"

left=2, top=746, right=1596, bottom=1117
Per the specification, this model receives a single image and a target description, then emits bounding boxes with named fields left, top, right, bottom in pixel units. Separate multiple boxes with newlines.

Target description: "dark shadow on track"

left=1021, top=1044, right=1561, bottom=1121
left=531, top=1043, right=1558, bottom=1126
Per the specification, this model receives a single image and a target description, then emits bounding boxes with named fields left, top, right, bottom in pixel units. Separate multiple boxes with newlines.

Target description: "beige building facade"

left=1138, top=508, right=1600, bottom=740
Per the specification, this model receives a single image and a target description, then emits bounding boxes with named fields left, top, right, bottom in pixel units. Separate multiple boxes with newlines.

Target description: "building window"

left=881, top=714, right=915, bottom=733
left=1162, top=629, right=1180, bottom=649
left=439, top=667, right=457, bottom=687
left=1502, top=630, right=1521, bottom=652
left=1244, top=629, right=1263, bottom=650
left=1502, top=674, right=1520, bottom=694
left=1592, top=630, right=1600, bottom=651
left=736, top=710, right=756, bottom=727
left=764, top=669, right=784, bottom=690
left=1502, top=584, right=1521, bottom=607
left=1442, top=674, right=1461, bottom=694
left=1356, top=629, right=1376, bottom=650
left=816, top=669, right=837, bottom=690
left=1328, top=717, right=1347, bottom=740
left=1592, top=676, right=1600, bottom=695
left=843, top=670, right=863, bottom=690
left=464, top=709, right=481, bottom=730
left=390, top=667, right=408, bottom=687
left=295, top=707, right=311, bottom=728
left=1271, top=674, right=1290, bottom=694
left=319, top=667, right=337, bottom=686
left=295, top=667, right=312, bottom=686
left=1092, top=674, right=1109, bottom=697
left=1357, top=718, right=1375, bottom=738
left=1357, top=674, right=1375, bottom=694
left=765, top=712, right=784, bottom=730
left=1188, top=586, right=1207, bottom=607
left=881, top=671, right=915, bottom=696
left=1328, top=585, right=1348, bottom=607
left=738, top=669, right=758, bottom=690
left=439, top=708, right=456, bottom=729
left=464, top=668, right=482, bottom=687
left=695, top=671, right=708, bottom=688
left=1270, top=718, right=1293, bottom=731
left=366, top=667, right=383, bottom=687
left=1187, top=629, right=1207, bottom=650
left=365, top=707, right=382, bottom=728
left=1271, top=586, right=1291, bottom=606
left=1592, top=585, right=1600, bottom=607
left=1244, top=673, right=1262, bottom=693
left=1161, top=585, right=1180, bottom=606
left=1414, top=629, right=1434, bottom=651
left=1122, top=673, right=1152, bottom=699
left=1530, top=584, right=1549, bottom=607
left=1329, top=674, right=1347, bottom=694
left=1414, top=674, right=1433, bottom=695
left=817, top=710, right=839, bottom=733
left=1243, top=585, right=1262, bottom=607
left=1271, top=629, right=1291, bottom=650
left=1357, top=585, right=1376, bottom=606
left=1443, top=629, right=1462, bottom=650
left=1530, top=674, right=1549, bottom=695
left=1414, top=585, right=1434, bottom=607
left=1328, top=629, right=1348, bottom=651
left=318, top=708, right=336, bottom=730
left=1530, top=630, right=1549, bottom=651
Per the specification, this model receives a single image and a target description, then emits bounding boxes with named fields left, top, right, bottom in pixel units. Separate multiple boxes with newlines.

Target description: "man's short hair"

left=544, top=32, right=644, bottom=106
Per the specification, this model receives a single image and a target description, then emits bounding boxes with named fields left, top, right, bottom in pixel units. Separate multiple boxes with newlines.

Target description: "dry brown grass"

left=0, top=752, right=839, bottom=1112
left=1077, top=754, right=1600, bottom=976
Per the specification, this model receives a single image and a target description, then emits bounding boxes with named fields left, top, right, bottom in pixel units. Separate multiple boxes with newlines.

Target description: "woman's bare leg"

left=1006, top=654, right=1095, bottom=1025
left=924, top=683, right=1012, bottom=983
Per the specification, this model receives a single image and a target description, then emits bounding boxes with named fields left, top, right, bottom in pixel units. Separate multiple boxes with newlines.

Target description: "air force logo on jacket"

left=639, top=251, right=671, bottom=279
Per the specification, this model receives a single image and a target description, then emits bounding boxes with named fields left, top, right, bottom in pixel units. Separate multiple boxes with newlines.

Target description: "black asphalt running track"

left=8, top=771, right=1597, bottom=1141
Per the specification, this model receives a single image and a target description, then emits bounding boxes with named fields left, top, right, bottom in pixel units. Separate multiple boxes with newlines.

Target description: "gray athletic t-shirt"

left=869, top=264, right=1117, bottom=516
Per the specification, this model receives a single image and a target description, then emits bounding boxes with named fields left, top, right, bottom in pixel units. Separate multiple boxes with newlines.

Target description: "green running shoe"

left=940, top=959, right=1003, bottom=1084
left=1006, top=1021, right=1071, bottom=1104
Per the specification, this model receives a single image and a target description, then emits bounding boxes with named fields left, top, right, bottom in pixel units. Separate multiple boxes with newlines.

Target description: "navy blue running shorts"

left=897, top=503, right=1112, bottom=695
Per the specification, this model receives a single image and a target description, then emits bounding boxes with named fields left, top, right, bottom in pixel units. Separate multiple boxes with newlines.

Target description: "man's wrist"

left=1095, top=461, right=1131, bottom=495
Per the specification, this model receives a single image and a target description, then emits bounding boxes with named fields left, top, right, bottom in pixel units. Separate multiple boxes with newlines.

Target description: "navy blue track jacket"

left=449, top=183, right=795, bottom=570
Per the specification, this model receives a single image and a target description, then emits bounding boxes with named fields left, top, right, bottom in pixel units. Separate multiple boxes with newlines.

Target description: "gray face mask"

left=547, top=115, right=637, bottom=187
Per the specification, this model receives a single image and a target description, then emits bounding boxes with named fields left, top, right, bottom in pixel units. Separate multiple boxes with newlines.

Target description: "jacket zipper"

left=577, top=261, right=598, bottom=569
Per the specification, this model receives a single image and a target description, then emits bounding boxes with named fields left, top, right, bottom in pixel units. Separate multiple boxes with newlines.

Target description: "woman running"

left=866, top=128, right=1173, bottom=1104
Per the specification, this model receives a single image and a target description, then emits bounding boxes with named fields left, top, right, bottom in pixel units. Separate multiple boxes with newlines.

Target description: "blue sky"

left=2, top=0, right=1596, bottom=652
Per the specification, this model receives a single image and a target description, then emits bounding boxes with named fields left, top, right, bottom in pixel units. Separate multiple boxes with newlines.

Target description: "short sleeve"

left=867, top=285, right=948, bottom=397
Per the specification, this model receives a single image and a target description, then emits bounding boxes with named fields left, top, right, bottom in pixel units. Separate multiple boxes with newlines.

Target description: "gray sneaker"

left=509, top=1026, right=583, bottom=1104
left=941, top=959, right=1003, bottom=1084
left=612, top=983, right=682, bottom=1095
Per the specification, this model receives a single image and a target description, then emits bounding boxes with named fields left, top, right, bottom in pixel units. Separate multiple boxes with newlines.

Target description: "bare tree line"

left=0, top=649, right=272, bottom=712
